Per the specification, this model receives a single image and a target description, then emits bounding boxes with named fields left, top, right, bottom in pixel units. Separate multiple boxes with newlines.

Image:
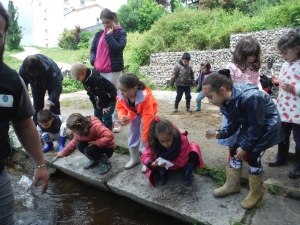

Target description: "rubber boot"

left=42, top=142, right=53, bottom=152
left=186, top=101, right=192, bottom=113
left=241, top=173, right=263, bottom=209
left=194, top=102, right=201, bottom=111
left=289, top=147, right=300, bottom=179
left=268, top=140, right=289, bottom=167
left=99, top=154, right=112, bottom=175
left=213, top=165, right=242, bottom=197
left=157, top=167, right=167, bottom=185
left=59, top=136, right=67, bottom=151
left=182, top=162, right=195, bottom=186
left=125, top=147, right=141, bottom=169
left=173, top=101, right=179, bottom=113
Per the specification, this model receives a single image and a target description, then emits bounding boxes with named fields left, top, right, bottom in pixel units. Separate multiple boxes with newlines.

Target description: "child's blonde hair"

left=70, top=62, right=87, bottom=78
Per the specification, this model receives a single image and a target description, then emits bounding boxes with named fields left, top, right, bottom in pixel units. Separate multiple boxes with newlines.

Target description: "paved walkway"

left=11, top=90, right=300, bottom=225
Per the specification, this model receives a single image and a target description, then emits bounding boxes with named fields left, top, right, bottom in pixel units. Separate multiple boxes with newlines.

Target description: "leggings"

left=76, top=141, right=113, bottom=161
left=230, top=142, right=265, bottom=175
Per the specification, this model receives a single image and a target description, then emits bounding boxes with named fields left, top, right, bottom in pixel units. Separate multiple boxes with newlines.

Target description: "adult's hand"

left=33, top=167, right=49, bottom=195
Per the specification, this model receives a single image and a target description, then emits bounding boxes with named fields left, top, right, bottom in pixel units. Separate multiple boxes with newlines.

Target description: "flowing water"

left=8, top=164, right=188, bottom=225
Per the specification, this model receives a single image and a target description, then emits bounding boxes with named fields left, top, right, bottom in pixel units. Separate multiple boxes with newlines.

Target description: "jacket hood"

left=230, top=83, right=259, bottom=100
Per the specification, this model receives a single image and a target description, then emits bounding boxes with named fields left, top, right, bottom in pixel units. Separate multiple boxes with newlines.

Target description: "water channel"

left=8, top=162, right=189, bottom=225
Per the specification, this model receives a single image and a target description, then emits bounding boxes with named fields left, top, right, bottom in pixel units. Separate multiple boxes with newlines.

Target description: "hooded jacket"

left=82, top=69, right=117, bottom=109
left=170, top=60, right=195, bottom=87
left=219, top=83, right=284, bottom=152
left=116, top=87, right=158, bottom=142
left=61, top=116, right=115, bottom=156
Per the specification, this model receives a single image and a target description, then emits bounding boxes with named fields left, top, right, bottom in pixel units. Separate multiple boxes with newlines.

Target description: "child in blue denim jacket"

left=194, top=61, right=213, bottom=111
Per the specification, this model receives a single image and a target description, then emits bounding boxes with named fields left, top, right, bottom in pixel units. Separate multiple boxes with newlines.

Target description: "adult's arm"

left=12, top=118, right=48, bottom=194
left=18, top=65, right=29, bottom=89
left=105, top=29, right=127, bottom=53
left=46, top=65, right=63, bottom=106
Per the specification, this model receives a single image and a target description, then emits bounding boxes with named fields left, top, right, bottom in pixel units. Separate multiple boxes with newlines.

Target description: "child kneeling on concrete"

left=141, top=117, right=204, bottom=187
left=56, top=113, right=115, bottom=175
left=37, top=109, right=67, bottom=152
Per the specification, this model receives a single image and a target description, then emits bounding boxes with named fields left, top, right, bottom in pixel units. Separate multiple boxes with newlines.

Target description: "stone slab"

left=50, top=150, right=130, bottom=192
left=248, top=193, right=300, bottom=225
left=107, top=164, right=248, bottom=225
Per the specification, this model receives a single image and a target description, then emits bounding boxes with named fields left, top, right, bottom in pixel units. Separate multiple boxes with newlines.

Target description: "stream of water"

left=8, top=164, right=189, bottom=225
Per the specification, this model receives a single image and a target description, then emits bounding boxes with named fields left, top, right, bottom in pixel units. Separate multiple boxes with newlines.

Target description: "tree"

left=6, top=0, right=22, bottom=50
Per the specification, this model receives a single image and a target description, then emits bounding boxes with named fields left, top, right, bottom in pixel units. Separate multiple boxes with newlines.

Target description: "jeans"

left=195, top=91, right=205, bottom=110
left=175, top=86, right=191, bottom=103
left=0, top=168, right=15, bottom=225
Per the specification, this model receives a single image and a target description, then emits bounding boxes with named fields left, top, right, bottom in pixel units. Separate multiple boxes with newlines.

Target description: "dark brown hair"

left=202, top=69, right=233, bottom=94
left=37, top=109, right=52, bottom=123
left=277, top=29, right=300, bottom=58
left=232, top=35, right=261, bottom=72
left=200, top=61, right=211, bottom=71
left=147, top=117, right=177, bottom=156
left=0, top=3, right=10, bottom=62
left=23, top=55, right=44, bottom=76
left=100, top=8, right=118, bottom=24
left=66, top=113, right=91, bottom=137
left=118, top=72, right=146, bottom=90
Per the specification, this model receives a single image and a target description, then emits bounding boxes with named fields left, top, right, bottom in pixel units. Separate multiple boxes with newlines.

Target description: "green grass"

left=114, top=146, right=128, bottom=155
left=3, top=50, right=23, bottom=71
left=195, top=164, right=226, bottom=186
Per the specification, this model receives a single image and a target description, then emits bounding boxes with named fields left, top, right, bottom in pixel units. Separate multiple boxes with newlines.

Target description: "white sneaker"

left=141, top=165, right=147, bottom=173
left=113, top=123, right=122, bottom=133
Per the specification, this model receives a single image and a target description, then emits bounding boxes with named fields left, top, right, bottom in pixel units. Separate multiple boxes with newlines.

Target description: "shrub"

left=62, top=78, right=84, bottom=93
left=58, top=29, right=78, bottom=50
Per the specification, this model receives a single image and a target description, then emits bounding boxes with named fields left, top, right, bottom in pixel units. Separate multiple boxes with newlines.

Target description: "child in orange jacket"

left=116, top=73, right=158, bottom=169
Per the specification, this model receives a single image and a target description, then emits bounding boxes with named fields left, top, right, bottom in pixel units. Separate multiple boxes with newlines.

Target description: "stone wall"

left=139, top=28, right=290, bottom=88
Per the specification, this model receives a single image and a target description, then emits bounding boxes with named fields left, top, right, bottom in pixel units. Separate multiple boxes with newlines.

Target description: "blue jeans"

left=217, top=115, right=239, bottom=146
left=196, top=91, right=205, bottom=109
left=0, top=167, right=15, bottom=225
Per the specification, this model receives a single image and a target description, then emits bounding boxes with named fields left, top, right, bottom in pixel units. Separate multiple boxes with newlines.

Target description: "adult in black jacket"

left=70, top=62, right=117, bottom=130
left=90, top=8, right=126, bottom=133
left=19, top=54, right=63, bottom=124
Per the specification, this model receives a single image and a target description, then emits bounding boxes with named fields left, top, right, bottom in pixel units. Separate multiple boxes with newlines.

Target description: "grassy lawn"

left=3, top=50, right=23, bottom=71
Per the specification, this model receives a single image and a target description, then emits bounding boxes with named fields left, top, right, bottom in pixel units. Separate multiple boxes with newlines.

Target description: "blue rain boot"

left=157, top=167, right=167, bottom=185
left=42, top=142, right=53, bottom=152
left=41, top=133, right=53, bottom=152
left=182, top=162, right=195, bottom=186
left=99, top=154, right=112, bottom=175
left=194, top=103, right=201, bottom=111
left=59, top=136, right=67, bottom=152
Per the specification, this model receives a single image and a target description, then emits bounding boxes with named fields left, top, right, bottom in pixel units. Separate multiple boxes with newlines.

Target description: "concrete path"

left=11, top=90, right=300, bottom=225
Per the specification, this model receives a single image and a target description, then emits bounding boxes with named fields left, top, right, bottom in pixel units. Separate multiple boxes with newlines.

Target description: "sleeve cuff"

left=46, top=100, right=54, bottom=106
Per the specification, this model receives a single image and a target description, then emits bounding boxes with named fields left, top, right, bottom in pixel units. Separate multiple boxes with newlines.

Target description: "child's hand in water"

left=88, top=141, right=96, bottom=147
left=234, top=147, right=247, bottom=160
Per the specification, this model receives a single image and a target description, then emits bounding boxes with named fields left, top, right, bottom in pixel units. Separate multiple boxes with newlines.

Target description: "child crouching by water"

left=141, top=117, right=204, bottom=187
left=56, top=113, right=115, bottom=175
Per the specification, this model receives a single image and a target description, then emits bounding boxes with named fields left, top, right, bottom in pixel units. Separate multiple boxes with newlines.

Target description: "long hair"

left=100, top=8, right=119, bottom=24
left=147, top=117, right=177, bottom=156
left=23, top=55, right=44, bottom=76
left=202, top=69, right=233, bottom=94
left=0, top=3, right=10, bottom=63
left=118, top=72, right=146, bottom=90
left=66, top=113, right=91, bottom=137
left=277, top=29, right=300, bottom=58
left=232, top=35, right=261, bottom=72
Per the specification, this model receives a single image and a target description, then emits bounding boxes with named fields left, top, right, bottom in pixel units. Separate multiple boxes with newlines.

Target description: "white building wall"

left=32, top=0, right=98, bottom=48
left=64, top=6, right=102, bottom=30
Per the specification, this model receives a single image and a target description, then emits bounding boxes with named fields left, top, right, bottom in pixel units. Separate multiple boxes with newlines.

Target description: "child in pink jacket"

left=56, top=113, right=115, bottom=175
left=141, top=117, right=204, bottom=187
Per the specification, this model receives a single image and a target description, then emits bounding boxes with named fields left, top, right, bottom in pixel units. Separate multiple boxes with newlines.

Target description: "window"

left=63, top=8, right=70, bottom=15
left=64, top=0, right=69, bottom=3
left=80, top=0, right=85, bottom=5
